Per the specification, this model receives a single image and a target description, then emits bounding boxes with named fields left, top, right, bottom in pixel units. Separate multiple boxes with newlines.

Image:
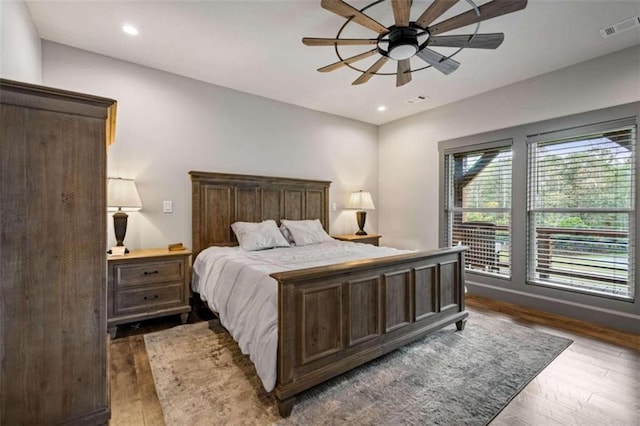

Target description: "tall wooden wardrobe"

left=0, top=79, right=116, bottom=424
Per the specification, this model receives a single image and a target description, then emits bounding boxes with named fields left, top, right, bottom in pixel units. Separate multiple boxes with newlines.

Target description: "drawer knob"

left=143, top=295, right=159, bottom=300
left=143, top=270, right=159, bottom=276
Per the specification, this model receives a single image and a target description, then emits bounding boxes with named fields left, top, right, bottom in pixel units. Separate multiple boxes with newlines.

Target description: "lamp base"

left=112, top=209, right=130, bottom=253
left=355, top=211, right=368, bottom=235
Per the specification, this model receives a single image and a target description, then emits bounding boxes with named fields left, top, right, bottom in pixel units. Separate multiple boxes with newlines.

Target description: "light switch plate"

left=163, top=200, right=173, bottom=213
left=331, top=203, right=337, bottom=212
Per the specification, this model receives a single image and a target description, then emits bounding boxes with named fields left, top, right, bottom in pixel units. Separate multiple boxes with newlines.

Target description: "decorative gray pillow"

left=231, top=220, right=290, bottom=251
left=280, top=219, right=333, bottom=246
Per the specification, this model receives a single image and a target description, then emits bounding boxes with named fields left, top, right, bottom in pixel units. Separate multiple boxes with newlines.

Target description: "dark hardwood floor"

left=109, top=295, right=639, bottom=425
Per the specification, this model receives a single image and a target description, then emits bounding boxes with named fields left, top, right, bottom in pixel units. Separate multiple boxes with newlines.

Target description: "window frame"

left=438, top=103, right=639, bottom=322
left=525, top=119, right=636, bottom=301
left=443, top=139, right=514, bottom=280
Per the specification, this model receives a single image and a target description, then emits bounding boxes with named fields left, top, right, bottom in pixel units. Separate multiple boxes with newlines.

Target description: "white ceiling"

left=27, top=0, right=640, bottom=125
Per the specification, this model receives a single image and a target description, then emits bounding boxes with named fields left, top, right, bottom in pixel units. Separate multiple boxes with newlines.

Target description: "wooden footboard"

left=270, top=246, right=468, bottom=416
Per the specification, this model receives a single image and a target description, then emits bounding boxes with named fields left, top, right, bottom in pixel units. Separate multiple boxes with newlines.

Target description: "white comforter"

left=191, top=240, right=411, bottom=392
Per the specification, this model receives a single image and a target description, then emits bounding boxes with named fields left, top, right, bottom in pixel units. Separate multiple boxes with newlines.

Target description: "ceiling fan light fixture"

left=387, top=28, right=419, bottom=61
left=388, top=43, right=418, bottom=60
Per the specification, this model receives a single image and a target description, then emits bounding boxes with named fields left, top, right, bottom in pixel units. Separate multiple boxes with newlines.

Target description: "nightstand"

left=107, top=248, right=192, bottom=338
left=332, top=233, right=381, bottom=246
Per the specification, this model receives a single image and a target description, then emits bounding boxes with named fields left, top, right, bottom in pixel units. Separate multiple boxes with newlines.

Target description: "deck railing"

left=534, top=227, right=629, bottom=286
left=454, top=223, right=629, bottom=289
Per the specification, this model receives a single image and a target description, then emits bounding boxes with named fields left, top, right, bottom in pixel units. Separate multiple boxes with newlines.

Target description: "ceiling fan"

left=302, top=0, right=528, bottom=87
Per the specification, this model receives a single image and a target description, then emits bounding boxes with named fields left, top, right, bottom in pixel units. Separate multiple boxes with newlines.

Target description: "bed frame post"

left=456, top=319, right=467, bottom=330
left=276, top=396, right=297, bottom=417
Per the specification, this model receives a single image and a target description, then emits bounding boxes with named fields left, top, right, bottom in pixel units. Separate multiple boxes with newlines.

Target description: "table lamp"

left=347, top=190, right=375, bottom=235
left=107, top=177, right=142, bottom=254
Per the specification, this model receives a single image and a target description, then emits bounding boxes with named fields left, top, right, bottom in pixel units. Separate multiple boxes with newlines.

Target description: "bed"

left=190, top=171, right=468, bottom=417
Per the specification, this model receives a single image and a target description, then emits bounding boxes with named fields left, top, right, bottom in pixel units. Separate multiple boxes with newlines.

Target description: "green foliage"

left=453, top=140, right=633, bottom=231
left=465, top=212, right=509, bottom=226
left=534, top=143, right=632, bottom=228
left=557, top=216, right=587, bottom=228
left=536, top=146, right=632, bottom=214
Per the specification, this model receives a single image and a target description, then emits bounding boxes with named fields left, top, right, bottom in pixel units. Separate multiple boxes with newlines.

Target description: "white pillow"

left=281, top=219, right=333, bottom=246
left=231, top=220, right=290, bottom=251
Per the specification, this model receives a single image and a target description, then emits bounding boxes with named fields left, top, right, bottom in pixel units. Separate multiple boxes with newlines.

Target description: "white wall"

left=42, top=41, right=379, bottom=251
left=0, top=0, right=41, bottom=83
left=379, top=46, right=640, bottom=250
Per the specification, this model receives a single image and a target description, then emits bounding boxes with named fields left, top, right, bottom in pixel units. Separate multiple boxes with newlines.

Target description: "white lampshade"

left=108, top=177, right=142, bottom=212
left=347, top=190, right=375, bottom=211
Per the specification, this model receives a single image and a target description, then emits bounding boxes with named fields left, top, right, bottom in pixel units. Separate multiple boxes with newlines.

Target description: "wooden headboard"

left=190, top=171, right=331, bottom=258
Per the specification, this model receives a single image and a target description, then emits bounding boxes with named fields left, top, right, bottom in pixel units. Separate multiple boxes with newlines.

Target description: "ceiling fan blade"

left=392, top=0, right=412, bottom=27
left=416, top=48, right=460, bottom=75
left=415, top=0, right=459, bottom=29
left=321, top=0, right=388, bottom=34
left=396, top=59, right=412, bottom=87
left=352, top=56, right=389, bottom=85
left=428, top=33, right=504, bottom=49
left=430, top=0, right=528, bottom=36
left=318, top=49, right=378, bottom=72
left=302, top=37, right=378, bottom=46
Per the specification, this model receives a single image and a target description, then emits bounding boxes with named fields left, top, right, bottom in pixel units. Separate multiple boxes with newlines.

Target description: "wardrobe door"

left=0, top=80, right=114, bottom=425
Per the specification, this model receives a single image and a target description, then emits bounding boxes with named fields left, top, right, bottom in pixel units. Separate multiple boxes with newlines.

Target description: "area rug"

left=144, top=312, right=572, bottom=425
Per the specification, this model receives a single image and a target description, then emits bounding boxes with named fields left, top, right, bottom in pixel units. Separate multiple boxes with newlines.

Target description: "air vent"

left=600, top=15, right=640, bottom=38
left=405, top=95, right=429, bottom=105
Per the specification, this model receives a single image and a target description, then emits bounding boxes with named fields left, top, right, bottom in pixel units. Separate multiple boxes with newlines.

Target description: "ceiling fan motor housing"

left=384, top=27, right=420, bottom=60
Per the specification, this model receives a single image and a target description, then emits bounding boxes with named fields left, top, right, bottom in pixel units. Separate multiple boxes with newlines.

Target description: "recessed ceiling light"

left=377, top=106, right=386, bottom=112
left=122, top=25, right=139, bottom=36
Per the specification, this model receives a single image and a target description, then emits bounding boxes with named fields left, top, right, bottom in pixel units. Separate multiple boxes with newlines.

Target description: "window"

left=527, top=120, right=636, bottom=299
left=444, top=143, right=512, bottom=278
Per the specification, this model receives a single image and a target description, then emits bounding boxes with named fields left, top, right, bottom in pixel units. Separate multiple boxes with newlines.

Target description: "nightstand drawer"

left=114, top=258, right=184, bottom=288
left=108, top=248, right=192, bottom=339
left=114, top=283, right=184, bottom=315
